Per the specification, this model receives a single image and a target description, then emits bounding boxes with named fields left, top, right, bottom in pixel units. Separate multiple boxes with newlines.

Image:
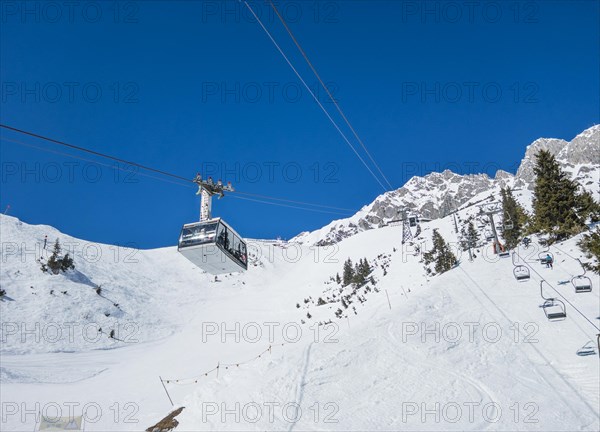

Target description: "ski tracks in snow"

left=287, top=341, right=314, bottom=432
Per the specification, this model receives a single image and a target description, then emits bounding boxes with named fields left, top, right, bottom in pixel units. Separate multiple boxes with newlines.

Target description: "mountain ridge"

left=293, top=125, right=600, bottom=246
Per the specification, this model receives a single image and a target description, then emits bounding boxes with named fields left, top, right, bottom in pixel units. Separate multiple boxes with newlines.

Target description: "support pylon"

left=401, top=208, right=413, bottom=244
left=193, top=173, right=234, bottom=221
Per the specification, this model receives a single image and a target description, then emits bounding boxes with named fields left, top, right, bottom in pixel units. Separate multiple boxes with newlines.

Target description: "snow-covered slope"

left=294, top=125, right=599, bottom=246
left=1, top=210, right=599, bottom=431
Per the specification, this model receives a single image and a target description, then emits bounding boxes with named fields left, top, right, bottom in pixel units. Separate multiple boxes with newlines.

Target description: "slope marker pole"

left=385, top=290, right=392, bottom=310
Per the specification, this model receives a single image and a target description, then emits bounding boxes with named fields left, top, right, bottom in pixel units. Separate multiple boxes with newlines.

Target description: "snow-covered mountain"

left=2, top=206, right=599, bottom=431
left=1, top=126, right=599, bottom=432
left=293, top=125, right=600, bottom=246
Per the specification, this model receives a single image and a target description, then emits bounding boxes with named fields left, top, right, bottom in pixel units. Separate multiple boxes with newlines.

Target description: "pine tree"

left=351, top=258, right=372, bottom=286
left=335, top=273, right=341, bottom=284
left=342, top=259, right=354, bottom=286
left=467, top=221, right=480, bottom=247
left=424, top=229, right=457, bottom=274
left=46, top=239, right=62, bottom=274
left=43, top=239, right=75, bottom=275
left=577, top=227, right=600, bottom=274
left=531, top=150, right=595, bottom=242
left=500, top=187, right=528, bottom=249
left=459, top=220, right=480, bottom=250
left=60, top=253, right=75, bottom=272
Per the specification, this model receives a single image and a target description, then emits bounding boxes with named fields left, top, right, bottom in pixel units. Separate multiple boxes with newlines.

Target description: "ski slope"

left=1, top=213, right=599, bottom=431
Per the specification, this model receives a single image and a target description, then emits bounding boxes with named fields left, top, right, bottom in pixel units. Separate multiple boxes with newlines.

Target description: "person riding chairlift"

left=545, top=253, right=553, bottom=269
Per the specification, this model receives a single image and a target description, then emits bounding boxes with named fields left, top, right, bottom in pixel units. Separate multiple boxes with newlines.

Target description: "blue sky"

left=1, top=0, right=598, bottom=248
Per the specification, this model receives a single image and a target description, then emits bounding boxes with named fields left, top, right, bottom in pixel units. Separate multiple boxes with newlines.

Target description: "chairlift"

left=408, top=215, right=419, bottom=227
left=177, top=175, right=247, bottom=275
left=539, top=281, right=566, bottom=321
left=513, top=266, right=530, bottom=282
left=571, top=259, right=592, bottom=293
left=512, top=251, right=521, bottom=266
left=504, top=213, right=514, bottom=230
left=576, top=340, right=597, bottom=356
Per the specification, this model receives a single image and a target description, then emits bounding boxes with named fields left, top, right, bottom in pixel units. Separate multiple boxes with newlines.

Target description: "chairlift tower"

left=478, top=202, right=504, bottom=254
left=193, top=173, right=234, bottom=221
left=399, top=208, right=414, bottom=244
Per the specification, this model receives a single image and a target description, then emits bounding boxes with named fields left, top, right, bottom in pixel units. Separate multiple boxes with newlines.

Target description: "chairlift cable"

left=519, top=256, right=599, bottom=331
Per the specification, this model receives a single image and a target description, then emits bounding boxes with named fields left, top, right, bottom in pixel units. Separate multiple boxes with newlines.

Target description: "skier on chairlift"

left=545, top=253, right=553, bottom=269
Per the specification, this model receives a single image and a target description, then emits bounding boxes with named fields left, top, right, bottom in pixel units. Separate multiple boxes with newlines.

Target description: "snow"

left=1, top=208, right=599, bottom=431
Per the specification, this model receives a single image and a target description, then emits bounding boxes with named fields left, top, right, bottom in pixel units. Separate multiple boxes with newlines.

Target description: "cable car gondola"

left=539, top=281, right=566, bottom=321
left=177, top=175, right=247, bottom=275
left=178, top=218, right=247, bottom=274
left=572, top=259, right=592, bottom=293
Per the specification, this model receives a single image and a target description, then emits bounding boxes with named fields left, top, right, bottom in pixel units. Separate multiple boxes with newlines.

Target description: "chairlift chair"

left=538, top=245, right=554, bottom=265
left=513, top=266, right=530, bottom=282
left=571, top=259, right=593, bottom=293
left=499, top=249, right=510, bottom=258
left=576, top=340, right=597, bottom=356
left=504, top=213, right=514, bottom=231
left=512, top=251, right=520, bottom=266
left=539, top=281, right=566, bottom=321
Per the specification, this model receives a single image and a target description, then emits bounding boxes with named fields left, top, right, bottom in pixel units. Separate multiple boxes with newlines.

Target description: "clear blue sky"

left=1, top=0, right=598, bottom=248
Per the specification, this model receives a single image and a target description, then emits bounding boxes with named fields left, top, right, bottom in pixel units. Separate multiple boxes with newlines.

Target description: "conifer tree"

left=500, top=187, right=528, bottom=249
left=342, top=258, right=354, bottom=286
left=424, top=229, right=457, bottom=274
left=532, top=150, right=597, bottom=242
left=577, top=227, right=600, bottom=274
left=42, top=239, right=75, bottom=275
left=46, top=239, right=63, bottom=274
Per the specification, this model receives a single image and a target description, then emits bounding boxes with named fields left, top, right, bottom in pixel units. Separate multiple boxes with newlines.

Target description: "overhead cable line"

left=240, top=0, right=388, bottom=192
left=1, top=136, right=194, bottom=188
left=268, top=0, right=394, bottom=190
left=230, top=195, right=350, bottom=216
left=0, top=124, right=354, bottom=214
left=0, top=124, right=190, bottom=183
